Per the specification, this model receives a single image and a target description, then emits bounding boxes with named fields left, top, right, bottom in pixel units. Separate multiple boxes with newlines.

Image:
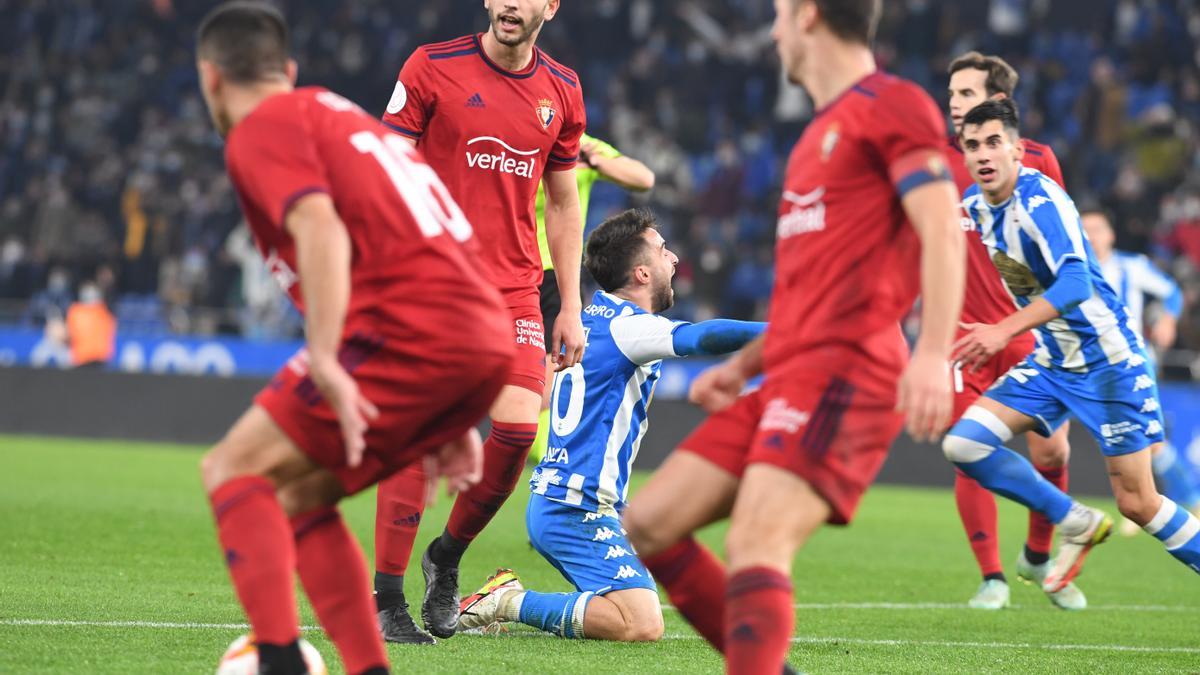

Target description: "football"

left=215, top=635, right=327, bottom=675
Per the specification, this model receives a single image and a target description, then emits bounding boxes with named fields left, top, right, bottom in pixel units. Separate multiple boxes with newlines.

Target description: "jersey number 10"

left=350, top=131, right=473, bottom=242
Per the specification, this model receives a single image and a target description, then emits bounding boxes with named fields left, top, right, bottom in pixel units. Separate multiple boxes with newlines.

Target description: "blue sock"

left=1152, top=444, right=1200, bottom=510
left=945, top=412, right=1073, bottom=523
left=1144, top=497, right=1200, bottom=574
left=516, top=590, right=593, bottom=638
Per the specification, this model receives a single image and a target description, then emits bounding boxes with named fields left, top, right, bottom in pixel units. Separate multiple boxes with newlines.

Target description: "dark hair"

left=585, top=209, right=658, bottom=293
left=1075, top=198, right=1112, bottom=222
left=948, top=51, right=1020, bottom=97
left=962, top=98, right=1020, bottom=133
left=810, top=0, right=882, bottom=45
left=197, top=1, right=290, bottom=84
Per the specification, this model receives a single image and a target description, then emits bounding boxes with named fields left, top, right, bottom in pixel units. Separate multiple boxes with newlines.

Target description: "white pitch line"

left=661, top=602, right=1197, bottom=612
left=1, top=619, right=320, bottom=631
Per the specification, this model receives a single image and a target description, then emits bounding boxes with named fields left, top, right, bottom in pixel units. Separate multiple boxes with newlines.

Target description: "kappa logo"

left=1147, top=420, right=1163, bottom=436
left=1133, top=374, right=1155, bottom=392
left=593, top=526, right=619, bottom=542
left=1126, top=354, right=1147, bottom=368
left=604, top=545, right=633, bottom=560
left=465, top=136, right=538, bottom=178
left=613, top=565, right=642, bottom=580
left=582, top=512, right=603, bottom=523
left=1027, top=195, right=1051, bottom=212
left=1140, top=397, right=1160, bottom=413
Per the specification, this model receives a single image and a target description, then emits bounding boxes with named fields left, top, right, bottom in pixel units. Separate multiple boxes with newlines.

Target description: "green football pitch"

left=1, top=435, right=1197, bottom=674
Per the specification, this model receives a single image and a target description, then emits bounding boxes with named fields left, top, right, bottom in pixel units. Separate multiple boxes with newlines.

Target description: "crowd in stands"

left=3, top=0, right=1200, bottom=361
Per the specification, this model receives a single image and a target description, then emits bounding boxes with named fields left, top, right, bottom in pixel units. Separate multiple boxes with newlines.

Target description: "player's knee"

left=200, top=448, right=231, bottom=493
left=942, top=432, right=994, bottom=464
left=623, top=505, right=660, bottom=555
left=1028, top=435, right=1069, bottom=467
left=624, top=614, right=664, bottom=642
left=1114, top=490, right=1160, bottom=525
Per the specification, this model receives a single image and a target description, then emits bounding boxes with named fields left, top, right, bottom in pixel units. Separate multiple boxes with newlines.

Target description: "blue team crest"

left=536, top=98, right=557, bottom=129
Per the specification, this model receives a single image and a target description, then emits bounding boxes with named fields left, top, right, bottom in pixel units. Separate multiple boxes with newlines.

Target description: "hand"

left=897, top=349, right=953, bottom=442
left=423, top=427, right=483, bottom=506
left=552, top=310, right=586, bottom=371
left=309, top=354, right=379, bottom=467
left=689, top=359, right=747, bottom=413
left=952, top=321, right=1011, bottom=371
left=579, top=139, right=601, bottom=168
left=1150, top=315, right=1177, bottom=351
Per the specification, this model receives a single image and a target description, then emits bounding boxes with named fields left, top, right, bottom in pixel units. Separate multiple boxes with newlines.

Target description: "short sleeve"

left=381, top=50, right=433, bottom=140
left=610, top=313, right=687, bottom=365
left=225, top=99, right=330, bottom=230
left=1018, top=181, right=1088, bottom=274
left=548, top=84, right=586, bottom=171
left=870, top=82, right=954, bottom=198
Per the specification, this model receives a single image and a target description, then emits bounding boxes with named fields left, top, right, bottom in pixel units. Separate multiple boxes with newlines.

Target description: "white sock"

left=498, top=589, right=526, bottom=622
left=1057, top=502, right=1094, bottom=537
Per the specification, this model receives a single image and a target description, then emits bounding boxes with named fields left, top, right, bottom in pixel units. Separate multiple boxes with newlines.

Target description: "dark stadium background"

left=1, top=0, right=1199, bottom=493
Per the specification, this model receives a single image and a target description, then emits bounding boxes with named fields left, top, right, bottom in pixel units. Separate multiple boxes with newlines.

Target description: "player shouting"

left=373, top=0, right=588, bottom=643
left=456, top=209, right=763, bottom=642
left=623, top=1, right=966, bottom=672
left=945, top=98, right=1200, bottom=594
left=194, top=3, right=513, bottom=673
left=944, top=51, right=1082, bottom=610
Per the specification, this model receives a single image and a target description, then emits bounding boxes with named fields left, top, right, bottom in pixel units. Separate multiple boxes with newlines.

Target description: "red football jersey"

left=382, top=34, right=586, bottom=298
left=764, top=72, right=952, bottom=400
left=947, top=136, right=1064, bottom=325
left=224, top=87, right=508, bottom=348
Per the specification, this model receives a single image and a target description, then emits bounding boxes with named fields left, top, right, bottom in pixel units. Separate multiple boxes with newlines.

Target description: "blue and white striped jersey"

left=963, top=166, right=1143, bottom=372
left=1099, top=250, right=1182, bottom=337
left=531, top=291, right=685, bottom=516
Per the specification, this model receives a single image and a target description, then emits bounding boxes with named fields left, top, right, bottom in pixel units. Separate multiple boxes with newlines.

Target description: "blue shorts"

left=986, top=356, right=1165, bottom=456
left=525, top=494, right=656, bottom=595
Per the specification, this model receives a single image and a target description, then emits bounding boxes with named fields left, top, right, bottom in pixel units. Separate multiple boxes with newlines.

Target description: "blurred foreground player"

left=457, top=209, right=762, bottom=642
left=373, top=0, right=588, bottom=643
left=194, top=3, right=513, bottom=673
left=946, top=99, right=1200, bottom=593
left=624, top=1, right=966, bottom=672
left=944, top=51, right=1082, bottom=610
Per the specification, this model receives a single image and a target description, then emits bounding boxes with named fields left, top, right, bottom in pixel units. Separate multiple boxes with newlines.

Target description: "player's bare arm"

left=953, top=297, right=1059, bottom=370
left=287, top=192, right=379, bottom=466
left=898, top=180, right=965, bottom=441
left=543, top=168, right=585, bottom=370
left=688, top=333, right=764, bottom=414
left=584, top=140, right=655, bottom=192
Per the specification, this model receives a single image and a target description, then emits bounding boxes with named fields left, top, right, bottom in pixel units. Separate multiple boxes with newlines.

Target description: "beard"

left=490, top=7, right=545, bottom=47
left=650, top=276, right=675, bottom=313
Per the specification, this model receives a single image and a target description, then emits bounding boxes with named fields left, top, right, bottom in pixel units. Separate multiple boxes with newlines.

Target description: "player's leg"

left=1151, top=442, right=1200, bottom=513
left=723, top=464, right=830, bottom=674
left=1107, top=445, right=1200, bottom=573
left=373, top=462, right=434, bottom=644
left=1016, top=423, right=1086, bottom=609
left=944, top=396, right=1110, bottom=592
left=625, top=398, right=751, bottom=653
left=201, top=405, right=388, bottom=675
left=422, top=384, right=541, bottom=637
left=531, top=270, right=561, bottom=465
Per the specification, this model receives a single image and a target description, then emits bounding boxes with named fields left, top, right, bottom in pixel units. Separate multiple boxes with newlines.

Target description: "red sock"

left=375, top=462, right=427, bottom=576
left=444, top=421, right=537, bottom=544
left=293, top=507, right=388, bottom=675
left=208, top=476, right=298, bottom=646
left=725, top=567, right=793, bottom=675
left=642, top=537, right=728, bottom=652
left=1027, top=464, right=1068, bottom=555
left=954, top=469, right=1003, bottom=578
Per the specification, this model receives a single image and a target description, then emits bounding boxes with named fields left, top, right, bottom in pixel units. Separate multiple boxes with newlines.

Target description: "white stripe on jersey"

left=1077, top=294, right=1133, bottom=366
left=596, top=366, right=649, bottom=512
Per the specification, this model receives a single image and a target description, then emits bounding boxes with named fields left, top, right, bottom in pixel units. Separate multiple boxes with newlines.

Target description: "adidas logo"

left=970, top=531, right=989, bottom=542
left=466, top=93, right=485, bottom=108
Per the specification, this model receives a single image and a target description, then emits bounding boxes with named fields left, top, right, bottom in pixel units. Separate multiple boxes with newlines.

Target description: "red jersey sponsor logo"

left=264, top=249, right=297, bottom=293
left=760, top=398, right=811, bottom=434
left=777, top=187, right=827, bottom=239
left=465, top=136, right=538, bottom=178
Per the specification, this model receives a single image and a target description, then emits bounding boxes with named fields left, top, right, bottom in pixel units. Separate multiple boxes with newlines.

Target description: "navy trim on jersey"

left=473, top=34, right=540, bottom=79
left=279, top=186, right=329, bottom=225
left=382, top=121, right=421, bottom=138
left=425, top=35, right=475, bottom=52
left=549, top=153, right=578, bottom=164
left=895, top=168, right=950, bottom=196
left=541, top=58, right=578, bottom=88
left=813, top=71, right=888, bottom=118
left=851, top=83, right=878, bottom=98
left=429, top=46, right=480, bottom=60
left=1024, top=147, right=1044, bottom=157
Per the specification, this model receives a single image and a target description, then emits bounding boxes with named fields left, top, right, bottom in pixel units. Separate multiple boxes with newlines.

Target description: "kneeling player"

left=456, top=209, right=764, bottom=641
left=193, top=4, right=513, bottom=674
left=946, top=99, right=1200, bottom=588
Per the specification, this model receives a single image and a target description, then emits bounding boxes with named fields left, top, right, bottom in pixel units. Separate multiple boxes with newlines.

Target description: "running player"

left=945, top=51, right=1082, bottom=610
left=946, top=98, right=1200, bottom=593
left=623, top=1, right=966, bottom=671
left=373, top=0, right=588, bottom=643
left=456, top=209, right=763, bottom=642
left=193, top=3, right=513, bottom=674
left=1080, top=208, right=1200, bottom=527
left=531, top=134, right=656, bottom=463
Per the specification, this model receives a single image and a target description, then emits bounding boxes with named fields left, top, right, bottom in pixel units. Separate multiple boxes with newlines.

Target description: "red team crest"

left=536, top=98, right=557, bottom=130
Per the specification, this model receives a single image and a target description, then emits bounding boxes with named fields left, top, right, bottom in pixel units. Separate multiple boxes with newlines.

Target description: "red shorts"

left=256, top=334, right=512, bottom=495
left=679, top=371, right=904, bottom=525
left=506, top=300, right=548, bottom=395
left=952, top=332, right=1035, bottom=420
